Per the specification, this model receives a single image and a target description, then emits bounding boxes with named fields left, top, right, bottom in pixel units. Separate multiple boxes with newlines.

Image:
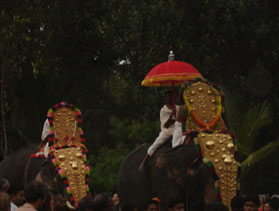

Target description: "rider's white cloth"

left=41, top=119, right=50, bottom=141
left=172, top=121, right=185, bottom=148
left=41, top=119, right=50, bottom=158
left=147, top=105, right=184, bottom=156
left=10, top=202, right=17, bottom=211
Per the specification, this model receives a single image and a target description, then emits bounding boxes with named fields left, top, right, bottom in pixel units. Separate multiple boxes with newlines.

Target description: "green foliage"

left=223, top=89, right=248, bottom=131
left=236, top=101, right=274, bottom=156
left=88, top=142, right=129, bottom=192
left=0, top=0, right=279, bottom=193
left=224, top=89, right=274, bottom=156
left=241, top=140, right=279, bottom=171
left=241, top=150, right=279, bottom=195
left=108, top=116, right=159, bottom=146
left=224, top=91, right=278, bottom=193
left=88, top=115, right=159, bottom=192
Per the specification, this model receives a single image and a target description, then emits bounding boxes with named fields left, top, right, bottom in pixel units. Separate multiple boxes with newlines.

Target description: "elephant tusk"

left=66, top=201, right=76, bottom=210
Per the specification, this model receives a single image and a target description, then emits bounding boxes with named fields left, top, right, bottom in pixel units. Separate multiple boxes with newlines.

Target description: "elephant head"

left=154, top=139, right=217, bottom=204
left=118, top=142, right=218, bottom=211
left=38, top=102, right=90, bottom=208
left=33, top=146, right=90, bottom=209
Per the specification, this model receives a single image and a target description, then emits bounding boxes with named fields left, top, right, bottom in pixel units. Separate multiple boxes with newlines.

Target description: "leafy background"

left=1, top=0, right=279, bottom=194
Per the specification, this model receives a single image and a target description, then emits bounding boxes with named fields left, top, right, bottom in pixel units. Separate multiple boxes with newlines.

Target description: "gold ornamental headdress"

left=47, top=102, right=89, bottom=208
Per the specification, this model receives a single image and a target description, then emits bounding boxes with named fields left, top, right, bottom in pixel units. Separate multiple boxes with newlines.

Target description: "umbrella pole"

left=172, top=81, right=176, bottom=118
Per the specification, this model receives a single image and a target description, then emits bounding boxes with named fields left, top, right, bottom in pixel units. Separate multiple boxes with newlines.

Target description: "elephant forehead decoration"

left=184, top=81, right=227, bottom=132
left=195, top=132, right=240, bottom=211
left=47, top=102, right=89, bottom=208
left=53, top=147, right=88, bottom=205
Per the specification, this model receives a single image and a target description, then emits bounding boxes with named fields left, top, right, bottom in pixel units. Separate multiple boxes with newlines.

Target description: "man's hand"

left=164, top=108, right=176, bottom=128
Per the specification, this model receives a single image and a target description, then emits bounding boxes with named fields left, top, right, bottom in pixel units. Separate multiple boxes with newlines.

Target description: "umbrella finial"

left=168, top=50, right=175, bottom=61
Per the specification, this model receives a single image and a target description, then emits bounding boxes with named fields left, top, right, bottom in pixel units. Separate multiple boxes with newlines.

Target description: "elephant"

left=0, top=142, right=87, bottom=209
left=0, top=143, right=39, bottom=186
left=118, top=79, right=240, bottom=211
left=0, top=143, right=66, bottom=194
left=117, top=135, right=217, bottom=211
left=0, top=102, right=90, bottom=209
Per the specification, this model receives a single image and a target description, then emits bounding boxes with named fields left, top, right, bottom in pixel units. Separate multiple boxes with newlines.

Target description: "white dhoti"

left=172, top=121, right=185, bottom=148
left=147, top=128, right=173, bottom=156
left=147, top=105, right=186, bottom=156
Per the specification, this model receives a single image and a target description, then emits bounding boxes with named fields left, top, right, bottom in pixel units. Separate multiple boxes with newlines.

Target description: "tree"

left=224, top=89, right=279, bottom=193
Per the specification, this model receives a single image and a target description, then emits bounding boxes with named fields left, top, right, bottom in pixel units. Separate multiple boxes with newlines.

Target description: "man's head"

left=25, top=181, right=48, bottom=209
left=168, top=197, right=185, bottom=211
left=77, top=196, right=94, bottom=211
left=0, top=178, right=9, bottom=192
left=165, top=90, right=173, bottom=105
left=112, top=192, right=120, bottom=205
left=263, top=201, right=273, bottom=211
left=0, top=192, right=10, bottom=211
left=53, top=193, right=67, bottom=211
left=243, top=195, right=259, bottom=211
left=7, top=185, right=25, bottom=206
left=145, top=200, right=159, bottom=211
left=93, top=193, right=114, bottom=211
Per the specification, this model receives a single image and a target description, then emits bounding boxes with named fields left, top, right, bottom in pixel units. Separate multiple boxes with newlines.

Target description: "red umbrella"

left=142, top=51, right=203, bottom=108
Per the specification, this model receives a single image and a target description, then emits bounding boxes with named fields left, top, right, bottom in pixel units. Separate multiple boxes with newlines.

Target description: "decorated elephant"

left=118, top=136, right=219, bottom=211
left=0, top=143, right=40, bottom=187
left=118, top=79, right=240, bottom=211
left=0, top=102, right=90, bottom=209
left=0, top=145, right=68, bottom=199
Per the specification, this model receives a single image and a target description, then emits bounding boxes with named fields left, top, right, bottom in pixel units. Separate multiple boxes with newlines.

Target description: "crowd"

left=1, top=177, right=279, bottom=211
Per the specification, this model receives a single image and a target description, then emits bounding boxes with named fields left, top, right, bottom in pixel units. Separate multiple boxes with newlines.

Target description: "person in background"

left=258, top=195, right=265, bottom=211
left=39, top=190, right=54, bottom=211
left=7, top=185, right=25, bottom=211
left=144, top=199, right=159, bottom=211
left=53, top=192, right=67, bottom=211
left=0, top=192, right=11, bottom=211
left=112, top=193, right=120, bottom=211
left=243, top=195, right=259, bottom=211
left=168, top=197, right=185, bottom=211
left=93, top=193, right=114, bottom=211
left=77, top=196, right=94, bottom=211
left=0, top=178, right=9, bottom=193
left=17, top=181, right=48, bottom=211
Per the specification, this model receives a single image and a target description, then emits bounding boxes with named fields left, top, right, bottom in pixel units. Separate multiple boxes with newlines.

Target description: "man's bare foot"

left=138, top=163, right=145, bottom=172
left=138, top=154, right=150, bottom=173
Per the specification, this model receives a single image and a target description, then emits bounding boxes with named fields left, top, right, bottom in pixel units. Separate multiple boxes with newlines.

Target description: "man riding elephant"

left=138, top=90, right=185, bottom=172
left=119, top=79, right=240, bottom=211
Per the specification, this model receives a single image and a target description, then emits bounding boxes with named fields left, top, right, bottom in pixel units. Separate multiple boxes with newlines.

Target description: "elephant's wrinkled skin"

left=0, top=143, right=67, bottom=199
left=118, top=139, right=217, bottom=211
